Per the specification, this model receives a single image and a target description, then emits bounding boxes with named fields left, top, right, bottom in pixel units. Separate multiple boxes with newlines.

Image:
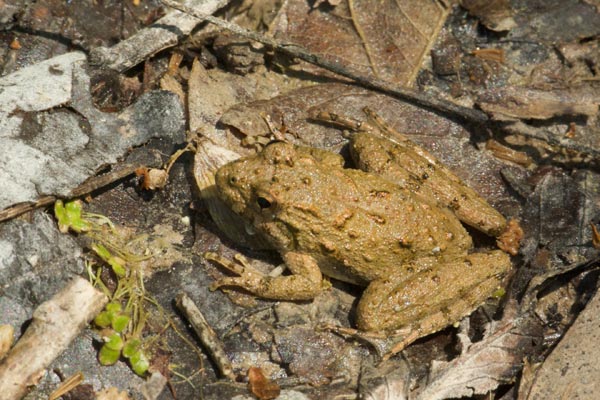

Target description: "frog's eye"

left=256, top=196, right=272, bottom=209
left=229, top=176, right=237, bottom=184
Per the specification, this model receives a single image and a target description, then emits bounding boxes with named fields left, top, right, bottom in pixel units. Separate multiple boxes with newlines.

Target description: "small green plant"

left=94, top=302, right=131, bottom=332
left=54, top=200, right=91, bottom=233
left=55, top=200, right=157, bottom=377
left=123, top=338, right=150, bottom=375
left=92, top=244, right=127, bottom=277
left=99, top=333, right=124, bottom=366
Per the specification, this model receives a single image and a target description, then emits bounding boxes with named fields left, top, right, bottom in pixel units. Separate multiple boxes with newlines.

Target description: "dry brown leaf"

left=518, top=289, right=600, bottom=399
left=414, top=302, right=538, bottom=400
left=248, top=367, right=281, bottom=400
left=271, top=0, right=451, bottom=86
left=186, top=58, right=309, bottom=146
left=160, top=74, right=185, bottom=106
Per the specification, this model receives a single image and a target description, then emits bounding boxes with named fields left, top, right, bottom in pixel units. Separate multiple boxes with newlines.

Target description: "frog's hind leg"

left=356, top=250, right=512, bottom=345
left=313, top=107, right=522, bottom=254
left=353, top=127, right=518, bottom=244
left=315, top=108, right=514, bottom=243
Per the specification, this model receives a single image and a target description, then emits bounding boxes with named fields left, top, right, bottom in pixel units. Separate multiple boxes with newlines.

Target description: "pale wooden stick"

left=176, top=293, right=236, bottom=381
left=0, top=277, right=108, bottom=400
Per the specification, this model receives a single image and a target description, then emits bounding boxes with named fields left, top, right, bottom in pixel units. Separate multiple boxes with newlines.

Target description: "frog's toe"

left=209, top=275, right=261, bottom=292
left=209, top=271, right=264, bottom=294
left=496, top=219, right=523, bottom=256
left=204, top=251, right=254, bottom=275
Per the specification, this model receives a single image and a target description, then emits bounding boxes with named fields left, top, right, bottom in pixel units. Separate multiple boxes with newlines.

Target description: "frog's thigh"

left=356, top=251, right=511, bottom=332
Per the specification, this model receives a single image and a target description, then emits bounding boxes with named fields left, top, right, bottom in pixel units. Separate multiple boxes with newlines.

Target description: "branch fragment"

left=0, top=277, right=108, bottom=400
left=176, top=293, right=236, bottom=381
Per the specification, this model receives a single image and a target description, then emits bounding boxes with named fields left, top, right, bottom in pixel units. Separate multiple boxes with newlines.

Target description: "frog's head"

left=215, top=142, right=306, bottom=248
left=215, top=159, right=255, bottom=216
left=215, top=141, right=297, bottom=218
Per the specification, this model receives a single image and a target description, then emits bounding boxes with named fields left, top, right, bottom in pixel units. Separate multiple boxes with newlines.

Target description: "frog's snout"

left=217, top=164, right=259, bottom=218
left=215, top=165, right=234, bottom=188
left=215, top=166, right=243, bottom=212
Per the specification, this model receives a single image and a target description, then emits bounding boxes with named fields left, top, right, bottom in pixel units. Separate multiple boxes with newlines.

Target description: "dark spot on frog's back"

left=347, top=229, right=359, bottom=238
left=263, top=141, right=295, bottom=166
left=440, top=306, right=451, bottom=317
left=320, top=239, right=337, bottom=253
left=367, top=213, right=386, bottom=224
left=398, top=237, right=411, bottom=248
left=449, top=197, right=460, bottom=210
left=369, top=190, right=390, bottom=199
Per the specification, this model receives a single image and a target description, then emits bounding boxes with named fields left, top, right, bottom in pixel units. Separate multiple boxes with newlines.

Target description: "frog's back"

left=273, top=164, right=473, bottom=284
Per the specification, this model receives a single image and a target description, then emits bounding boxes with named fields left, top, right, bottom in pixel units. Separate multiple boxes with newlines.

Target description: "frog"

left=206, top=109, right=519, bottom=347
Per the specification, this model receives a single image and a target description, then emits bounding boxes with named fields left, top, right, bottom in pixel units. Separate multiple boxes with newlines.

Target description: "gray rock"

left=0, top=52, right=185, bottom=210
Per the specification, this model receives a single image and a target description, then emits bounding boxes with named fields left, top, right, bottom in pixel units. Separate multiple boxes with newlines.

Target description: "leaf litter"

left=2, top=0, right=600, bottom=399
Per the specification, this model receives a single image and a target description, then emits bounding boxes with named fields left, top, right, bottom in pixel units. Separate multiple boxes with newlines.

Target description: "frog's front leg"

left=205, top=251, right=325, bottom=301
left=356, top=250, right=511, bottom=335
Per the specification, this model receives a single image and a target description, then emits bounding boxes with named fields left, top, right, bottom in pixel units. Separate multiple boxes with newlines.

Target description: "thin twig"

left=160, top=0, right=489, bottom=125
left=176, top=293, right=236, bottom=381
left=0, top=163, right=143, bottom=223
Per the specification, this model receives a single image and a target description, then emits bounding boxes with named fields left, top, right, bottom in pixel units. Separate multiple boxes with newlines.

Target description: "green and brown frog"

left=205, top=110, right=521, bottom=349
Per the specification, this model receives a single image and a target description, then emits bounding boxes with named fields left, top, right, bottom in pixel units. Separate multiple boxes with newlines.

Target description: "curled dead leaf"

left=248, top=367, right=281, bottom=400
left=9, top=38, right=21, bottom=50
left=136, top=167, right=169, bottom=190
